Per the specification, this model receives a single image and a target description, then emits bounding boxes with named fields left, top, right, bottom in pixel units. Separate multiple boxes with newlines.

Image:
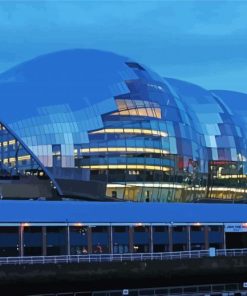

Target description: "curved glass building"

left=0, top=49, right=247, bottom=202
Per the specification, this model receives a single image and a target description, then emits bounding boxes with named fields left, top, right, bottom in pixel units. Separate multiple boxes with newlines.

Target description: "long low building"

left=0, top=201, right=247, bottom=257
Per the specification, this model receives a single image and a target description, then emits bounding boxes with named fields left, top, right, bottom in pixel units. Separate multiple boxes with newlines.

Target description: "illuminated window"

left=80, top=164, right=170, bottom=172
left=80, top=147, right=169, bottom=155
left=90, top=128, right=167, bottom=138
left=113, top=99, right=162, bottom=119
left=137, top=108, right=148, bottom=117
left=18, top=155, right=31, bottom=161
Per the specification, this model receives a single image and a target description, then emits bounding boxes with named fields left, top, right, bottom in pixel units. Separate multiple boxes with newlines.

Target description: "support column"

left=108, top=225, right=113, bottom=254
left=66, top=225, right=71, bottom=256
left=204, top=226, right=209, bottom=250
left=168, top=225, right=173, bottom=252
left=187, top=226, right=191, bottom=251
left=18, top=225, right=24, bottom=257
left=149, top=225, right=153, bottom=253
left=222, top=225, right=226, bottom=249
left=129, top=226, right=134, bottom=253
left=42, top=226, right=47, bottom=256
left=87, top=227, right=93, bottom=254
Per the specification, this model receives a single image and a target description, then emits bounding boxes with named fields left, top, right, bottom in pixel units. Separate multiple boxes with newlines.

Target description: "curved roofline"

left=0, top=120, right=63, bottom=195
left=164, top=78, right=247, bottom=96
left=0, top=48, right=132, bottom=76
left=211, top=89, right=247, bottom=96
left=164, top=76, right=208, bottom=90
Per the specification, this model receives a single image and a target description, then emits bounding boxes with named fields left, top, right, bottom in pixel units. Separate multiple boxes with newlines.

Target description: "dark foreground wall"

left=2, top=257, right=247, bottom=295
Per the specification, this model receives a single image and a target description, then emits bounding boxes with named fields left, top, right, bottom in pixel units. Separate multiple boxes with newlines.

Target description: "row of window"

left=0, top=225, right=224, bottom=257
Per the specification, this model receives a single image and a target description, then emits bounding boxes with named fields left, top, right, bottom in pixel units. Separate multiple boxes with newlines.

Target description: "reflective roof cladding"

left=0, top=49, right=247, bottom=203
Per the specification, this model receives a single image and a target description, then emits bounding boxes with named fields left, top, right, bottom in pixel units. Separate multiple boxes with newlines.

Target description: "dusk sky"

left=1, top=0, right=247, bottom=92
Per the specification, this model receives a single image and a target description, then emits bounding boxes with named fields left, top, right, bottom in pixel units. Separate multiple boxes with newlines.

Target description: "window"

left=154, top=226, right=168, bottom=232
left=134, top=226, right=149, bottom=232
left=173, top=226, right=186, bottom=232
left=113, top=226, right=128, bottom=233
left=113, top=99, right=162, bottom=119
left=191, top=226, right=204, bottom=232
left=208, top=226, right=222, bottom=232
left=125, top=62, right=145, bottom=71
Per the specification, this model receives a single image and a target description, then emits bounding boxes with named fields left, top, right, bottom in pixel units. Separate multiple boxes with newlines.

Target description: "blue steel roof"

left=0, top=201, right=246, bottom=224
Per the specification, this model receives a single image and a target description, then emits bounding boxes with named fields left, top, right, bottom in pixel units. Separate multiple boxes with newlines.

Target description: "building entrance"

left=225, top=232, right=247, bottom=249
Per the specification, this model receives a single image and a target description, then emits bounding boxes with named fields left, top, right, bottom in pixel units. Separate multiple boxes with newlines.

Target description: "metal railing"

left=92, top=282, right=246, bottom=296
left=29, top=293, right=89, bottom=296
left=27, top=282, right=247, bottom=296
left=0, top=248, right=247, bottom=266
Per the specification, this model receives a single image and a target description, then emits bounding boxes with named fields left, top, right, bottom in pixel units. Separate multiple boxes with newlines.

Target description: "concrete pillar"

left=222, top=225, right=226, bottom=249
left=18, top=225, right=24, bottom=257
left=187, top=226, right=191, bottom=251
left=87, top=227, right=93, bottom=254
left=42, top=226, right=47, bottom=256
left=108, top=225, right=113, bottom=254
left=149, top=225, right=154, bottom=253
left=168, top=225, right=173, bottom=252
left=66, top=225, right=71, bottom=256
left=129, top=226, right=134, bottom=253
left=204, top=226, right=209, bottom=250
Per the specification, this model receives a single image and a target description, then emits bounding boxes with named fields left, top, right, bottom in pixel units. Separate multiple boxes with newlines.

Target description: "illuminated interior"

left=0, top=49, right=247, bottom=202
left=90, top=128, right=167, bottom=137
left=80, top=147, right=169, bottom=154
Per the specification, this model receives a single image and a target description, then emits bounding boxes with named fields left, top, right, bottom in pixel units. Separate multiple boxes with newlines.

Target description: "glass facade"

left=0, top=223, right=225, bottom=257
left=0, top=123, right=57, bottom=198
left=0, top=49, right=247, bottom=202
left=0, top=227, right=19, bottom=257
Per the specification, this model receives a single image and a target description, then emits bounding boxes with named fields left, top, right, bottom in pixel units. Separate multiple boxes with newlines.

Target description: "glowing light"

left=9, top=140, right=16, bottom=145
left=111, top=108, right=161, bottom=119
left=80, top=147, right=169, bottom=155
left=135, top=223, right=143, bottom=227
left=73, top=223, right=84, bottom=227
left=21, top=223, right=30, bottom=227
left=81, top=164, right=170, bottom=172
left=192, top=223, right=202, bottom=226
left=90, top=128, right=167, bottom=137
left=18, top=155, right=31, bottom=161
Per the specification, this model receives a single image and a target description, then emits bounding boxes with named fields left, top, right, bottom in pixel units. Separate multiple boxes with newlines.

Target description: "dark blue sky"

left=1, top=0, right=247, bottom=92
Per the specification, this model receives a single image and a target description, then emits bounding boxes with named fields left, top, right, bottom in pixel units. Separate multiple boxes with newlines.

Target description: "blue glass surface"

left=0, top=49, right=247, bottom=202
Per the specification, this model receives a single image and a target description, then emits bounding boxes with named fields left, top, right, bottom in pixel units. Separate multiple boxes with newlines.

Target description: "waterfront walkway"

left=0, top=248, right=246, bottom=265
